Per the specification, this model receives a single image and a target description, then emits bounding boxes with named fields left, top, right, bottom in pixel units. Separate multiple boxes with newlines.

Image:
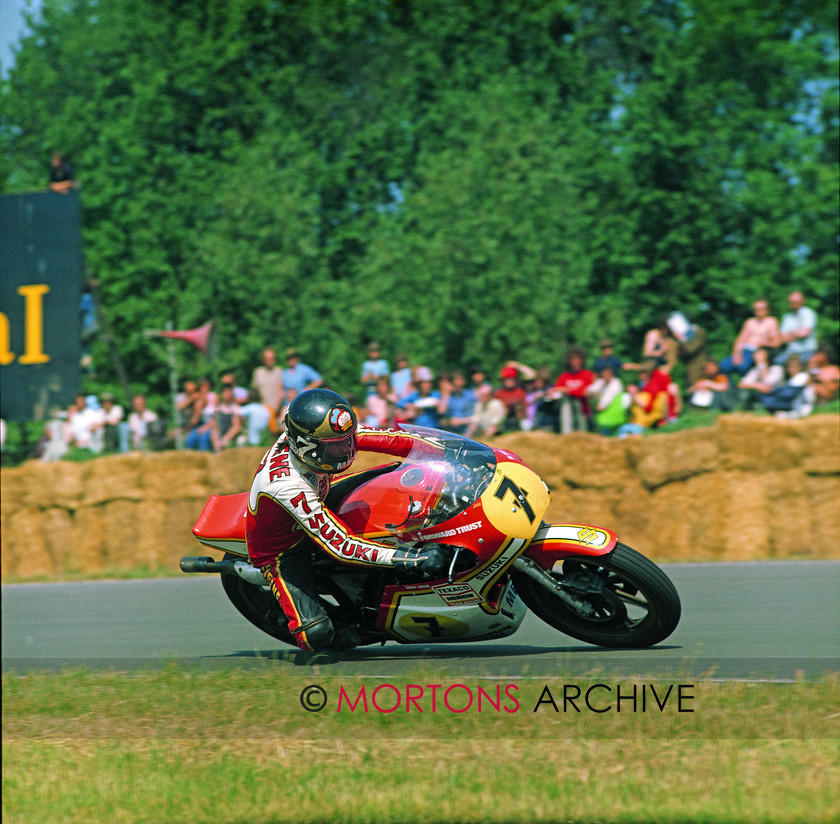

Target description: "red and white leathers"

left=246, top=426, right=434, bottom=649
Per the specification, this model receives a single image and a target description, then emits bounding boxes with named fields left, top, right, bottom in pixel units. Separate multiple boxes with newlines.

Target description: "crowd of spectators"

left=29, top=289, right=838, bottom=461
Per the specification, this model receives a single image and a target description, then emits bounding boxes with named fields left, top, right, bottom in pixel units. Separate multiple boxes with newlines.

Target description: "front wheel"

left=512, top=543, right=681, bottom=648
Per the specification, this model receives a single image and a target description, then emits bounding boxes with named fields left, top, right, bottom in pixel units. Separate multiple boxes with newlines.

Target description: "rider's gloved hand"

left=391, top=544, right=448, bottom=581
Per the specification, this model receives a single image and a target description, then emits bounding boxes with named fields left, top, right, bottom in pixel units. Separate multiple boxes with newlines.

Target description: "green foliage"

left=1, top=0, right=837, bottom=409
left=0, top=421, right=46, bottom=466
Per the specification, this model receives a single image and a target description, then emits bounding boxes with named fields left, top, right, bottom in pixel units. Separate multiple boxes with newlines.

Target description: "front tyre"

left=513, top=543, right=681, bottom=648
left=220, top=553, right=296, bottom=645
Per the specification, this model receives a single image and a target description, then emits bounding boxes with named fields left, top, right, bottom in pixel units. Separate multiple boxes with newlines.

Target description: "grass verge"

left=3, top=665, right=838, bottom=824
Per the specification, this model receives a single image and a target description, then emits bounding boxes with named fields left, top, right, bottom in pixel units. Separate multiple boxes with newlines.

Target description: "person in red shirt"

left=493, top=363, right=533, bottom=432
left=617, top=360, right=674, bottom=435
left=637, top=360, right=673, bottom=416
left=548, top=348, right=595, bottom=433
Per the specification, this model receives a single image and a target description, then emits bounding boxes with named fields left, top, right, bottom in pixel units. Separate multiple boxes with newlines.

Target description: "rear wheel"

left=219, top=554, right=296, bottom=645
left=513, top=543, right=681, bottom=648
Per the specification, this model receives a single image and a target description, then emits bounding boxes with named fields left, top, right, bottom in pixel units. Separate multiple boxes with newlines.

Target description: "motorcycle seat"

left=192, top=492, right=249, bottom=545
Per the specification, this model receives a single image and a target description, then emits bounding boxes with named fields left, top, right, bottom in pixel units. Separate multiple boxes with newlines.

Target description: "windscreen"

left=396, top=426, right=497, bottom=527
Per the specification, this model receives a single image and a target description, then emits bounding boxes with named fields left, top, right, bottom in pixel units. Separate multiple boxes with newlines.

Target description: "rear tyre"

left=512, top=543, right=681, bottom=648
left=219, top=553, right=296, bottom=645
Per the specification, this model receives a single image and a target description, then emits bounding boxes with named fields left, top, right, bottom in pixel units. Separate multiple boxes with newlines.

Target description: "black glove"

left=391, top=544, right=448, bottom=581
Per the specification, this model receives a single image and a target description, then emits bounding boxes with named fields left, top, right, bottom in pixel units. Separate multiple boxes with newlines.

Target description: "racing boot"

left=329, top=622, right=361, bottom=650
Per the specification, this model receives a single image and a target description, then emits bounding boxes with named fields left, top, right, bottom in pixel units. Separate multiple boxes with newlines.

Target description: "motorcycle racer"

left=247, top=388, right=446, bottom=650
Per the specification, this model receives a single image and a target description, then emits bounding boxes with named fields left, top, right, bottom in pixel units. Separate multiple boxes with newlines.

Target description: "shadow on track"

left=213, top=642, right=684, bottom=670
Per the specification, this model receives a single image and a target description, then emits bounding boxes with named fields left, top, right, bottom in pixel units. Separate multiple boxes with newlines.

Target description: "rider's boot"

left=330, top=623, right=361, bottom=650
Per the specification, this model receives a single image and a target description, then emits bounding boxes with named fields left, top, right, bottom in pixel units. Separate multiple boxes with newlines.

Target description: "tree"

left=1, top=0, right=836, bottom=409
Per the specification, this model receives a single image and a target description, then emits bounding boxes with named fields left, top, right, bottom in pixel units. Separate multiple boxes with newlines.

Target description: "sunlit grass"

left=3, top=666, right=838, bottom=824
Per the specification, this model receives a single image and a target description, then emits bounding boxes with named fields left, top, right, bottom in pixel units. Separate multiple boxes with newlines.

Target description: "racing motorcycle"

left=181, top=426, right=680, bottom=649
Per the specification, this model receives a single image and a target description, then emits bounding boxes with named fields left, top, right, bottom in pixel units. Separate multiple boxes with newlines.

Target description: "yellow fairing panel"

left=480, top=461, right=550, bottom=541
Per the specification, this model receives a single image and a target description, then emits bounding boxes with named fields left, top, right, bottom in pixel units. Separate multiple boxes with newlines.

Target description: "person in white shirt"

left=737, top=347, right=785, bottom=410
left=128, top=394, right=159, bottom=450
left=92, top=393, right=124, bottom=452
left=68, top=393, right=103, bottom=451
left=775, top=291, right=818, bottom=366
left=237, top=389, right=272, bottom=446
left=763, top=355, right=814, bottom=419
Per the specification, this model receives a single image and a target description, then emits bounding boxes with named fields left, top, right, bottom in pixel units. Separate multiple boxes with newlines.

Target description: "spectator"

left=687, top=360, right=736, bottom=411
left=737, top=347, right=785, bottom=410
left=587, top=364, right=628, bottom=436
left=283, top=348, right=323, bottom=400
left=626, top=318, right=678, bottom=374
left=465, top=383, right=508, bottom=440
left=759, top=355, right=815, bottom=419
left=48, top=152, right=76, bottom=194
left=390, top=352, right=414, bottom=400
left=493, top=361, right=537, bottom=433
left=251, top=348, right=284, bottom=432
left=176, top=380, right=203, bottom=442
left=220, top=371, right=249, bottom=404
left=468, top=364, right=491, bottom=392
left=547, top=349, right=595, bottom=433
left=775, top=291, right=818, bottom=366
left=237, top=389, right=272, bottom=446
left=719, top=299, right=782, bottom=377
left=397, top=366, right=445, bottom=428
left=211, top=383, right=242, bottom=451
left=41, top=408, right=71, bottom=461
left=593, top=339, right=624, bottom=374
left=196, top=378, right=217, bottom=414
left=440, top=370, right=475, bottom=434
left=617, top=361, right=672, bottom=437
left=667, top=311, right=708, bottom=388
left=522, top=367, right=555, bottom=431
left=93, top=392, right=125, bottom=452
left=807, top=350, right=840, bottom=405
left=360, top=342, right=390, bottom=396
left=127, top=394, right=160, bottom=450
left=184, top=379, right=217, bottom=451
left=68, top=393, right=102, bottom=451
left=365, top=376, right=397, bottom=428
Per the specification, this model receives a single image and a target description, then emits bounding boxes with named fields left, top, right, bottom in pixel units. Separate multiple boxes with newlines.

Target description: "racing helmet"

left=284, top=389, right=358, bottom=474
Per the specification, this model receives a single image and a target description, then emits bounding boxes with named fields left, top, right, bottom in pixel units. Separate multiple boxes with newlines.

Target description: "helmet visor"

left=313, top=431, right=357, bottom=473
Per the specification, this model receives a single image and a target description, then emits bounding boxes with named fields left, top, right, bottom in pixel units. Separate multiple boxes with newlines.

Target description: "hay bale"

left=717, top=414, right=804, bottom=472
left=140, top=451, right=210, bottom=500
left=637, top=428, right=718, bottom=489
left=83, top=453, right=144, bottom=506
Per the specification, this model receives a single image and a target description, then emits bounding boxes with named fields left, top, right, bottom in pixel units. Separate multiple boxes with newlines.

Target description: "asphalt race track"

left=3, top=561, right=838, bottom=681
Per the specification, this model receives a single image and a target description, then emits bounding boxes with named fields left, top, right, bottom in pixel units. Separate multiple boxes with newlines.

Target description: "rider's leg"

left=260, top=542, right=359, bottom=650
left=260, top=544, right=335, bottom=649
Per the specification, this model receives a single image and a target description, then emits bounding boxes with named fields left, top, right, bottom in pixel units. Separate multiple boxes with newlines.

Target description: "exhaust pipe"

left=180, top=556, right=266, bottom=586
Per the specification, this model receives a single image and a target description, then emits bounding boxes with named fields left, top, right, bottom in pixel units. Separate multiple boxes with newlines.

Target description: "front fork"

left=514, top=522, right=617, bottom=616
left=511, top=556, right=601, bottom=616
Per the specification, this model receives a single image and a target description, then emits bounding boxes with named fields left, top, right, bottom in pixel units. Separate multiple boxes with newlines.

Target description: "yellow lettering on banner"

left=0, top=312, right=13, bottom=365
left=17, top=284, right=50, bottom=364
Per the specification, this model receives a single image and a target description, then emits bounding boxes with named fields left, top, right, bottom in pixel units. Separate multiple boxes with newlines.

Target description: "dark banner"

left=0, top=191, right=82, bottom=421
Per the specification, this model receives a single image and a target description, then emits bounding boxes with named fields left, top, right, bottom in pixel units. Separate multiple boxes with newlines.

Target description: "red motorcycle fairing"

left=335, top=449, right=551, bottom=642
